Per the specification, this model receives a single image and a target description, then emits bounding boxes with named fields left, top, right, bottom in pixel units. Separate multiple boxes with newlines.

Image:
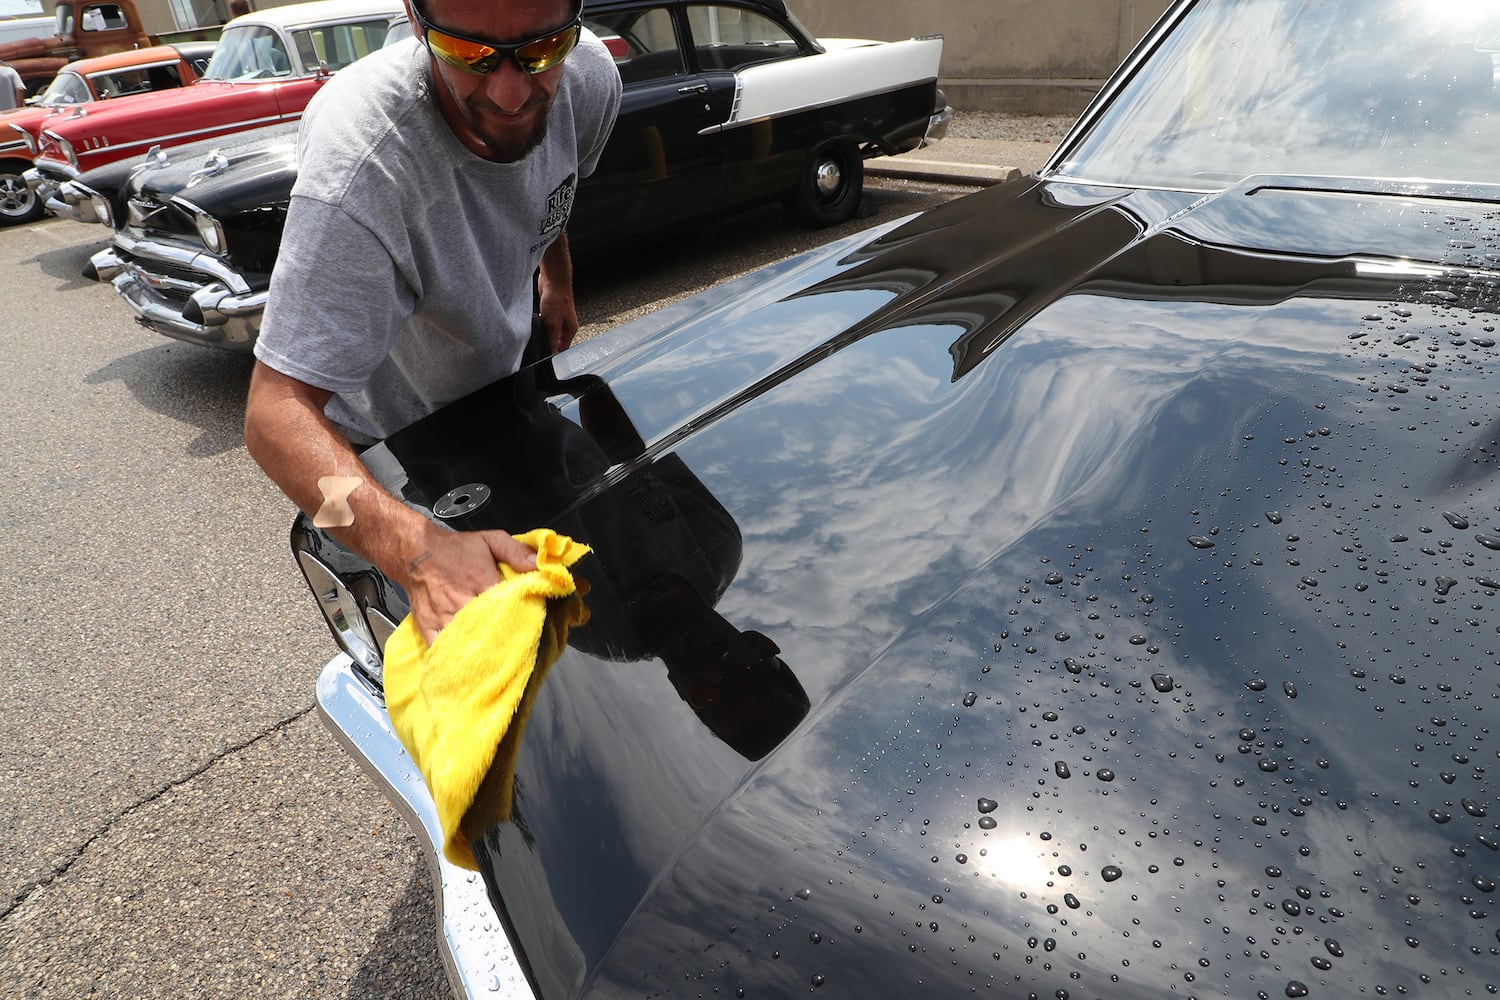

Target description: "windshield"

left=35, top=70, right=89, bottom=106
left=202, top=24, right=294, bottom=80
left=1055, top=0, right=1500, bottom=190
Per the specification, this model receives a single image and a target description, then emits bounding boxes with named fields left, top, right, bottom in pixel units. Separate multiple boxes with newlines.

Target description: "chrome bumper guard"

left=924, top=105, right=953, bottom=146
left=316, top=654, right=536, bottom=1000
left=25, top=168, right=94, bottom=223
left=86, top=233, right=267, bottom=352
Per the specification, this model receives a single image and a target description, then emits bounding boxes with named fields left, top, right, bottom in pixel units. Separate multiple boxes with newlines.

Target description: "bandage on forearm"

left=314, top=476, right=364, bottom=528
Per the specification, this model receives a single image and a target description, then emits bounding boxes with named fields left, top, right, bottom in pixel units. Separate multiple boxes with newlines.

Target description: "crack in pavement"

left=0, top=703, right=318, bottom=923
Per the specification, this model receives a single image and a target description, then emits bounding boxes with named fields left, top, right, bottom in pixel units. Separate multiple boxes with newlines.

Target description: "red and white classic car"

left=23, top=0, right=401, bottom=222
left=0, top=41, right=214, bottom=224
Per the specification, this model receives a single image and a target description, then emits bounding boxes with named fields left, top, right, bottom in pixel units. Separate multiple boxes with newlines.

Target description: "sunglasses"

left=410, top=1, right=583, bottom=76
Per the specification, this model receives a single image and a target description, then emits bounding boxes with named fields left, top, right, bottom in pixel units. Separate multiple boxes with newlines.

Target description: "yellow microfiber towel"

left=383, top=528, right=591, bottom=870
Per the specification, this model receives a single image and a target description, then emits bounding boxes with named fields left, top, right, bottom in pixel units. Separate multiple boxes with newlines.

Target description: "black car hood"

left=365, top=176, right=1500, bottom=999
left=125, top=120, right=299, bottom=214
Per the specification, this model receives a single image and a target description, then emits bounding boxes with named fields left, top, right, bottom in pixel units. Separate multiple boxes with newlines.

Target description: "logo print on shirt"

left=540, top=173, right=577, bottom=236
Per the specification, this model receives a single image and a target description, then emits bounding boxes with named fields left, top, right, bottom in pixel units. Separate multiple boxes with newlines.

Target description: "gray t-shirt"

left=255, top=34, right=621, bottom=443
left=0, top=64, right=22, bottom=111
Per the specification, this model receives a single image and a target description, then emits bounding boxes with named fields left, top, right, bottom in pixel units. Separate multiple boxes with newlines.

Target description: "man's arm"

left=537, top=230, right=578, bottom=354
left=244, top=360, right=537, bottom=645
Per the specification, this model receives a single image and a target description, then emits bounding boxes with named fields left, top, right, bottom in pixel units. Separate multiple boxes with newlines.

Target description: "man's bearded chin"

left=466, top=94, right=553, bottom=162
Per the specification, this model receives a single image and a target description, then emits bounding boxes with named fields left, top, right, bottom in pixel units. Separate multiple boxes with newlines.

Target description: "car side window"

left=292, top=20, right=391, bottom=73
left=94, top=65, right=182, bottom=98
left=206, top=26, right=294, bottom=79
left=587, top=8, right=685, bottom=85
left=79, top=2, right=128, bottom=32
left=684, top=4, right=799, bottom=72
left=38, top=71, right=90, bottom=106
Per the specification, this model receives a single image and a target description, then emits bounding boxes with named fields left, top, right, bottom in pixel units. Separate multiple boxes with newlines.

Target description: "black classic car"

left=293, top=1, right=1500, bottom=997
left=80, top=0, right=950, bottom=351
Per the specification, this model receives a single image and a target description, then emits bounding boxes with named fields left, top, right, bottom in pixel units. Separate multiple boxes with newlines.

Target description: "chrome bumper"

left=86, top=234, right=266, bottom=352
left=316, top=655, right=536, bottom=1000
left=25, top=167, right=97, bottom=223
left=923, top=105, right=953, bottom=146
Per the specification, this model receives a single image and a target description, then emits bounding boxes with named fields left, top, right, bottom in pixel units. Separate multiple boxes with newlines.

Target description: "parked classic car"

left=0, top=41, right=214, bottom=224
left=293, top=0, right=1500, bottom=997
left=81, top=0, right=949, bottom=351
left=23, top=0, right=402, bottom=221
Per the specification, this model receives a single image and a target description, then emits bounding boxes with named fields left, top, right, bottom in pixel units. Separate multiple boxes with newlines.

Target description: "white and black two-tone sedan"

left=81, top=0, right=950, bottom=351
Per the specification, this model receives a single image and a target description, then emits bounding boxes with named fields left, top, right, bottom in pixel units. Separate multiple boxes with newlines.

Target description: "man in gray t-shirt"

left=0, top=61, right=24, bottom=112
left=244, top=0, right=621, bottom=645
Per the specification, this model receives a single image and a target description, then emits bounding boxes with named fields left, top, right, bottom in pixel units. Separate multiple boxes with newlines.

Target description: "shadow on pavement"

left=346, top=865, right=452, bottom=1000
left=84, top=341, right=255, bottom=457
left=19, top=220, right=112, bottom=292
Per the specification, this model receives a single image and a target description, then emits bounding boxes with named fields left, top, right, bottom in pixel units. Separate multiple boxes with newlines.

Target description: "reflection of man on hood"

left=371, top=354, right=810, bottom=762
left=544, top=373, right=810, bottom=761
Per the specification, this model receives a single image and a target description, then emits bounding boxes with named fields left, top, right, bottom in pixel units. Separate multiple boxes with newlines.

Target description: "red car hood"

left=35, top=78, right=321, bottom=172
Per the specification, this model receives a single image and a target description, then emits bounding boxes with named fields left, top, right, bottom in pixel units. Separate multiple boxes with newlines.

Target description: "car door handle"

left=677, top=83, right=709, bottom=94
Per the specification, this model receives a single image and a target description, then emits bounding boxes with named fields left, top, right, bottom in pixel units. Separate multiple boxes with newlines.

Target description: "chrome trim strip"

left=697, top=77, right=938, bottom=136
left=316, top=655, right=534, bottom=1000
left=70, top=114, right=296, bottom=167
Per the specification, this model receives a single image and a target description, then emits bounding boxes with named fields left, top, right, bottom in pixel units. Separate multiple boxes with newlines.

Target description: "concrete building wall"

left=793, top=0, right=1175, bottom=114
left=88, top=0, right=1178, bottom=116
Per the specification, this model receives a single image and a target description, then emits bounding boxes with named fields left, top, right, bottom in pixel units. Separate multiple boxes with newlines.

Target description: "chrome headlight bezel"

left=172, top=195, right=227, bottom=254
left=10, top=123, right=36, bottom=156
left=88, top=191, right=112, bottom=226
left=55, top=135, right=78, bottom=169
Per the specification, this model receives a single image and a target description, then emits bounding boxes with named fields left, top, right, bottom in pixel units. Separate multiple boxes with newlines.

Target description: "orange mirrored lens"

left=427, top=30, right=499, bottom=70
left=515, top=27, right=580, bottom=72
left=425, top=23, right=580, bottom=75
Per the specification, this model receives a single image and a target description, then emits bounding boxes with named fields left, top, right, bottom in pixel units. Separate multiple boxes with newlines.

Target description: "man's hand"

left=401, top=527, right=539, bottom=646
left=245, top=362, right=541, bottom=647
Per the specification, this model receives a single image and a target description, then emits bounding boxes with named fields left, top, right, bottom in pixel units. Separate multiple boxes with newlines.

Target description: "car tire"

left=786, top=141, right=863, bottom=228
left=0, top=162, right=45, bottom=226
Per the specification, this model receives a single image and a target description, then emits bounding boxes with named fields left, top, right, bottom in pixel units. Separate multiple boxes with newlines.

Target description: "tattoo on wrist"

left=408, top=551, right=434, bottom=575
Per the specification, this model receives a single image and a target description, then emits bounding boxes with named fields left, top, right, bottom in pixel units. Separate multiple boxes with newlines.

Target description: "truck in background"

left=0, top=0, right=216, bottom=95
left=0, top=13, right=55, bottom=48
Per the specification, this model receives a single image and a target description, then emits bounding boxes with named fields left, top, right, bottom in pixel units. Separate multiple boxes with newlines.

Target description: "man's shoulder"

left=294, top=40, right=433, bottom=205
left=569, top=29, right=624, bottom=95
left=310, top=36, right=424, bottom=110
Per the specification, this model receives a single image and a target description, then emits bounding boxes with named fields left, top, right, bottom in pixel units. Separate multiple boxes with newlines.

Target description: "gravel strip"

left=949, top=111, right=1079, bottom=142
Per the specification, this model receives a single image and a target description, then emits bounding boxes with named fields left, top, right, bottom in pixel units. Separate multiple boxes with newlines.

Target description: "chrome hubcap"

left=813, top=158, right=843, bottom=199
left=0, top=175, right=33, bottom=215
